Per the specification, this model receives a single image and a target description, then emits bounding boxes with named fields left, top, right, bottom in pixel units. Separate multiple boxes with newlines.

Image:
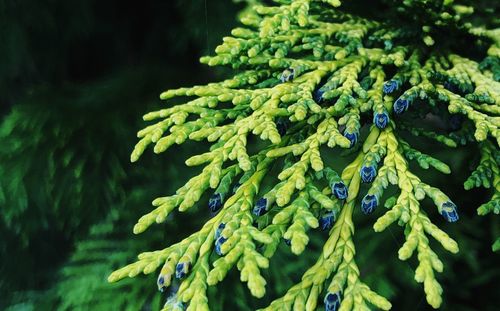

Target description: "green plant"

left=0, top=101, right=127, bottom=297
left=109, top=0, right=499, bottom=310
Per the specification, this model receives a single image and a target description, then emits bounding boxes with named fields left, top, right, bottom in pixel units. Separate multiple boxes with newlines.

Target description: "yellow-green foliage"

left=109, top=0, right=499, bottom=310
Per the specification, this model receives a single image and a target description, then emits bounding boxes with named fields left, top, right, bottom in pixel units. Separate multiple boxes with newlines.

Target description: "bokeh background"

left=0, top=0, right=498, bottom=310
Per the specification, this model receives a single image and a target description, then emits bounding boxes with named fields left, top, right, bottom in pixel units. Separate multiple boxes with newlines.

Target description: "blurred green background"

left=0, top=0, right=498, bottom=310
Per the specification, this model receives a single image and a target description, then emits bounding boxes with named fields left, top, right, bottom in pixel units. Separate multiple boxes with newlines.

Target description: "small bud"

left=440, top=201, right=459, bottom=222
left=331, top=182, right=348, bottom=200
left=208, top=193, right=223, bottom=213
left=175, top=262, right=190, bottom=279
left=164, top=295, right=185, bottom=310
left=280, top=68, right=295, bottom=83
left=360, top=165, right=377, bottom=183
left=393, top=97, right=410, bottom=114
left=157, top=274, right=168, bottom=292
left=215, top=236, right=227, bottom=255
left=383, top=79, right=399, bottom=94
left=313, top=87, right=325, bottom=103
left=324, top=291, right=341, bottom=311
left=319, top=211, right=336, bottom=230
left=343, top=130, right=358, bottom=148
left=373, top=111, right=389, bottom=129
left=362, top=194, right=378, bottom=214
left=215, top=222, right=225, bottom=240
left=253, top=197, right=269, bottom=216
left=276, top=117, right=290, bottom=136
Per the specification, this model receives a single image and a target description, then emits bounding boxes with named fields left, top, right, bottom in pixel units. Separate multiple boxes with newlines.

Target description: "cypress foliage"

left=1, top=0, right=498, bottom=310
left=109, top=0, right=499, bottom=310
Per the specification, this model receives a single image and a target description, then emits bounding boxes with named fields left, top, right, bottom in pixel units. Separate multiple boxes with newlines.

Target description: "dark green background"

left=0, top=0, right=498, bottom=310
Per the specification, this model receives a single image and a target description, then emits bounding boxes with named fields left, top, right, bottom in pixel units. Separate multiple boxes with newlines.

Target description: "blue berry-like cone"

left=253, top=197, right=269, bottom=216
left=331, top=182, right=348, bottom=200
left=175, top=262, right=190, bottom=279
left=276, top=117, right=290, bottom=136
left=215, top=222, right=225, bottom=240
left=215, top=236, right=227, bottom=255
left=208, top=193, right=223, bottom=213
left=280, top=68, right=295, bottom=83
left=361, top=194, right=378, bottom=214
left=320, top=211, right=336, bottom=230
left=324, top=292, right=341, bottom=311
left=360, top=165, right=377, bottom=183
left=157, top=274, right=167, bottom=292
left=393, top=97, right=409, bottom=114
left=313, top=87, right=325, bottom=103
left=383, top=79, right=399, bottom=94
left=441, top=201, right=459, bottom=222
left=284, top=238, right=291, bottom=246
left=343, top=130, right=358, bottom=148
left=373, top=112, right=389, bottom=129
